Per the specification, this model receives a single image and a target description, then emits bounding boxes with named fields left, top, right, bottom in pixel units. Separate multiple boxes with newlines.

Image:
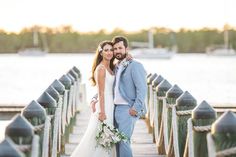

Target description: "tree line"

left=0, top=26, right=235, bottom=53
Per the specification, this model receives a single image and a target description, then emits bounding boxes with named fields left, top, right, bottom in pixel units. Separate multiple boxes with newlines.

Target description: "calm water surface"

left=0, top=53, right=235, bottom=140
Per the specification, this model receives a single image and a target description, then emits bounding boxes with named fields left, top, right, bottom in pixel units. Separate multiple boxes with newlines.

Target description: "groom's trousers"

left=114, top=105, right=138, bottom=157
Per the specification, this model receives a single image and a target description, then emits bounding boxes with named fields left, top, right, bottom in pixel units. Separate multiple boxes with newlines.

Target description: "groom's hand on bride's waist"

left=129, top=107, right=138, bottom=117
left=90, top=99, right=98, bottom=113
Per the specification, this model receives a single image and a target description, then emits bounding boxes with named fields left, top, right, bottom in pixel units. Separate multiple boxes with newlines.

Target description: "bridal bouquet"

left=95, top=122, right=128, bottom=152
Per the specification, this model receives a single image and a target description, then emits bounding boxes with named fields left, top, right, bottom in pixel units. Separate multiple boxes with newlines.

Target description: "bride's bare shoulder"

left=96, top=64, right=106, bottom=76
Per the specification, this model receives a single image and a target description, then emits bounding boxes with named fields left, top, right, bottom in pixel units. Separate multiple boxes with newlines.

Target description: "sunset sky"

left=0, top=0, right=235, bottom=32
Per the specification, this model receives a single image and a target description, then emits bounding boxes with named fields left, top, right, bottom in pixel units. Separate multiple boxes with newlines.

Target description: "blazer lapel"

left=120, top=59, right=132, bottom=76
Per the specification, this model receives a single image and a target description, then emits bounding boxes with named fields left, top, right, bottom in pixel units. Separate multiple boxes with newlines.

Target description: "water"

left=0, top=53, right=235, bottom=140
left=0, top=53, right=235, bottom=105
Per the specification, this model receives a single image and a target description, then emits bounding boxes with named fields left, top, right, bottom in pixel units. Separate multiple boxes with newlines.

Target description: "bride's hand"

left=98, top=112, right=106, bottom=121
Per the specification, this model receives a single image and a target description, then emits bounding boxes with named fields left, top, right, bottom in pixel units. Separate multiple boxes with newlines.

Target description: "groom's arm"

left=91, top=93, right=98, bottom=102
left=131, top=62, right=147, bottom=116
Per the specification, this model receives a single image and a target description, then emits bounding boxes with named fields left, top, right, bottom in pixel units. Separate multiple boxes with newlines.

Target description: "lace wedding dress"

left=71, top=67, right=116, bottom=157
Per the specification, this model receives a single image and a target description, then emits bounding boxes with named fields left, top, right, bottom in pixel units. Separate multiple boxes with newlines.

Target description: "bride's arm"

left=96, top=66, right=106, bottom=121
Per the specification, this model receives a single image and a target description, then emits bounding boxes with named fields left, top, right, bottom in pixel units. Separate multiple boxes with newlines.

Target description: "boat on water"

left=130, top=29, right=176, bottom=59
left=206, top=47, right=236, bottom=56
left=206, top=24, right=236, bottom=56
left=18, top=47, right=48, bottom=56
left=129, top=47, right=175, bottom=59
left=18, top=26, right=48, bottom=56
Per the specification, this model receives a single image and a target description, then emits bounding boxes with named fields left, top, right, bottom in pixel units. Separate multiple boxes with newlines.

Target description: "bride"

left=71, top=41, right=116, bottom=157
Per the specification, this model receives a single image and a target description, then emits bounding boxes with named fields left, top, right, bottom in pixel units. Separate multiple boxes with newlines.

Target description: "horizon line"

left=1, top=24, right=236, bottom=34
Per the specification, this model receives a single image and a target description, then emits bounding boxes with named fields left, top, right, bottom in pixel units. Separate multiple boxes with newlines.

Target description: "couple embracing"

left=71, top=36, right=147, bottom=157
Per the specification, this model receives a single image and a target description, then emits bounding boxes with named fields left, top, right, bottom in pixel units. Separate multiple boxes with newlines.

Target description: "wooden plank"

left=132, top=119, right=160, bottom=157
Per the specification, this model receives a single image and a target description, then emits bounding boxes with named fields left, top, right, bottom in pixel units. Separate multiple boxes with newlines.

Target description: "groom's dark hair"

left=112, top=36, right=129, bottom=48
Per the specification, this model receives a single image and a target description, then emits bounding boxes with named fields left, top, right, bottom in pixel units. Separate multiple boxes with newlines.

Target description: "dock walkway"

left=62, top=107, right=163, bottom=157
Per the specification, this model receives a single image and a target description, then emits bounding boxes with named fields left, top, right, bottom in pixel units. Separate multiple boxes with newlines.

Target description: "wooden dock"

left=62, top=107, right=163, bottom=157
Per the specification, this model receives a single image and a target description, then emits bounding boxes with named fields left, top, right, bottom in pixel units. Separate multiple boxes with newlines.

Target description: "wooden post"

left=73, top=67, right=82, bottom=111
left=191, top=100, right=217, bottom=157
left=66, top=73, right=76, bottom=117
left=0, top=138, right=25, bottom=157
left=175, top=91, right=197, bottom=157
left=22, top=100, right=47, bottom=156
left=59, top=75, right=72, bottom=91
left=46, top=86, right=60, bottom=103
left=50, top=79, right=66, bottom=154
left=211, top=111, right=236, bottom=156
left=22, top=100, right=46, bottom=126
left=146, top=73, right=152, bottom=117
left=156, top=79, right=172, bottom=154
left=72, top=66, right=81, bottom=82
left=146, top=73, right=158, bottom=133
left=68, top=69, right=79, bottom=81
left=51, top=79, right=66, bottom=95
left=5, top=115, right=35, bottom=157
left=37, top=92, right=57, bottom=156
left=68, top=69, right=79, bottom=114
left=37, top=92, right=57, bottom=114
left=166, top=84, right=183, bottom=156
left=151, top=75, right=164, bottom=141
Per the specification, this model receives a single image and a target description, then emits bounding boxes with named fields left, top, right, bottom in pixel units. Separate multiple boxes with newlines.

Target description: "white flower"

left=121, top=60, right=130, bottom=68
left=98, top=45, right=103, bottom=52
left=95, top=122, right=129, bottom=152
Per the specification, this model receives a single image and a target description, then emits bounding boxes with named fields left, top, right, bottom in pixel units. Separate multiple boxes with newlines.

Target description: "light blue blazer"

left=114, top=59, right=147, bottom=117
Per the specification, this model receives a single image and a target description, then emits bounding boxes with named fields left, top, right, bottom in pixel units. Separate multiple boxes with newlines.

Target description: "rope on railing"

left=150, top=89, right=154, bottom=127
left=150, top=92, right=159, bottom=128
left=184, top=119, right=194, bottom=157
left=157, top=119, right=164, bottom=146
left=161, top=98, right=169, bottom=152
left=156, top=97, right=169, bottom=152
left=193, top=125, right=211, bottom=132
left=184, top=119, right=212, bottom=157
left=16, top=144, right=31, bottom=152
left=49, top=115, right=54, bottom=119
left=34, top=124, right=45, bottom=132
left=176, top=110, right=192, bottom=116
left=57, top=97, right=63, bottom=152
left=42, top=116, right=51, bottom=157
left=157, top=96, right=166, bottom=100
left=172, top=106, right=180, bottom=157
left=52, top=108, right=60, bottom=157
left=153, top=92, right=159, bottom=141
left=207, top=133, right=217, bottom=157
left=67, top=89, right=73, bottom=124
left=216, top=147, right=236, bottom=157
left=62, top=91, right=68, bottom=131
left=167, top=103, right=176, bottom=106
left=31, top=135, right=40, bottom=157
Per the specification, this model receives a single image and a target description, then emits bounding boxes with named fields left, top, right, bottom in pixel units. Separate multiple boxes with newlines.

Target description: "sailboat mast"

left=148, top=29, right=154, bottom=48
left=223, top=24, right=229, bottom=49
left=33, top=27, right=39, bottom=47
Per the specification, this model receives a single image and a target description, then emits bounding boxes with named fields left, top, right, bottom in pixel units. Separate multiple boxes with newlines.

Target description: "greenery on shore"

left=0, top=26, right=235, bottom=53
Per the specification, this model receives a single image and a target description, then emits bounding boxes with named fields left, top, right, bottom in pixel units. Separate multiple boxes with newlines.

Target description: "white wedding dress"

left=71, top=67, right=116, bottom=157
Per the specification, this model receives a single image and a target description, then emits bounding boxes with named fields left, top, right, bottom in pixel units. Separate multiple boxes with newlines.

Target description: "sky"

left=0, top=0, right=236, bottom=33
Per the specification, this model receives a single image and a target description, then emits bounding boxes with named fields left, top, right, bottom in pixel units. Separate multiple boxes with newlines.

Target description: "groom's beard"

left=115, top=53, right=127, bottom=61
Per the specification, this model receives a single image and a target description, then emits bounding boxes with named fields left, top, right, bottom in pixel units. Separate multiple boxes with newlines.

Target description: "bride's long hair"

left=90, top=41, right=115, bottom=86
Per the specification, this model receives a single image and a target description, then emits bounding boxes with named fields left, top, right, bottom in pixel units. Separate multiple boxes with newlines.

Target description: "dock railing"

left=146, top=73, right=236, bottom=157
left=0, top=66, right=86, bottom=157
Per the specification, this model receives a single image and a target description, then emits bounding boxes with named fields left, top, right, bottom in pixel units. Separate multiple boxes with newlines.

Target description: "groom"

left=92, top=36, right=147, bottom=157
